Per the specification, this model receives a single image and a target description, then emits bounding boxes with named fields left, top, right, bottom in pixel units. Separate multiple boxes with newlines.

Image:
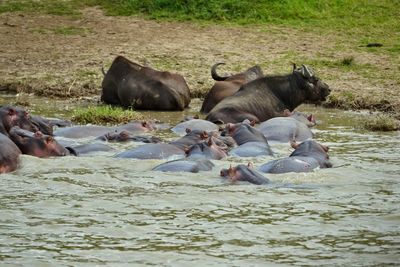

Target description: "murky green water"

left=1, top=94, right=399, bottom=266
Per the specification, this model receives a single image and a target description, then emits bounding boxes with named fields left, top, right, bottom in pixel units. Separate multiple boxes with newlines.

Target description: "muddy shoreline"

left=1, top=8, right=399, bottom=119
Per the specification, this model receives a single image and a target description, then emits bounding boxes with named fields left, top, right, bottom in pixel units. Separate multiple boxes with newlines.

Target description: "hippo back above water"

left=206, top=64, right=330, bottom=124
left=101, top=56, right=191, bottom=111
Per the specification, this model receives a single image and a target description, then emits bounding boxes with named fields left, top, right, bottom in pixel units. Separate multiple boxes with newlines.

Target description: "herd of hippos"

left=0, top=55, right=333, bottom=184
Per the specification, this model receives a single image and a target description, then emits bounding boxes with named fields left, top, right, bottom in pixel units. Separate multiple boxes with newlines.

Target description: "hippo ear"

left=321, top=144, right=329, bottom=152
left=193, top=114, right=199, bottom=119
left=290, top=140, right=299, bottom=149
left=247, top=162, right=254, bottom=168
left=7, top=108, right=16, bottom=116
left=34, top=131, right=43, bottom=138
left=250, top=120, right=256, bottom=127
left=228, top=165, right=236, bottom=177
left=184, top=146, right=190, bottom=154
left=283, top=109, right=292, bottom=117
left=45, top=136, right=54, bottom=144
left=207, top=137, right=213, bottom=146
left=308, top=114, right=316, bottom=124
left=185, top=128, right=192, bottom=134
left=201, top=131, right=208, bottom=139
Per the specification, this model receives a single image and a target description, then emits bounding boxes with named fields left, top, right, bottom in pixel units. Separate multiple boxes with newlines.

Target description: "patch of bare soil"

left=0, top=7, right=399, bottom=118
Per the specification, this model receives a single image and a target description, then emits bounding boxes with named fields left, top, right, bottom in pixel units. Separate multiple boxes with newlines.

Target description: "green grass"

left=72, top=105, right=144, bottom=125
left=361, top=114, right=399, bottom=131
left=1, top=1, right=398, bottom=47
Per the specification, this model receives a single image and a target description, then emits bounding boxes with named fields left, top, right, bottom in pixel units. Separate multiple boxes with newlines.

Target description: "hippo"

left=54, top=121, right=155, bottom=139
left=0, top=105, right=38, bottom=136
left=101, top=55, right=191, bottom=111
left=200, top=62, right=264, bottom=113
left=152, top=158, right=214, bottom=173
left=259, top=140, right=332, bottom=173
left=225, top=120, right=273, bottom=157
left=206, top=64, right=331, bottom=124
left=9, top=126, right=73, bottom=158
left=186, top=137, right=228, bottom=160
left=30, top=115, right=72, bottom=136
left=0, top=133, right=21, bottom=173
left=171, top=119, right=219, bottom=136
left=220, top=163, right=270, bottom=185
left=69, top=143, right=114, bottom=155
left=284, top=110, right=316, bottom=127
left=257, top=117, right=314, bottom=143
left=97, top=130, right=161, bottom=143
left=169, top=129, right=209, bottom=150
left=115, top=143, right=185, bottom=160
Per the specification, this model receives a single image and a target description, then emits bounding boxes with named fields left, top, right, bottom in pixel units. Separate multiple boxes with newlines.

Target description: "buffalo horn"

left=211, top=62, right=230, bottom=81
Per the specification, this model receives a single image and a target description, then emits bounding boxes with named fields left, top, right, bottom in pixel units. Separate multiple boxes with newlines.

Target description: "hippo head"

left=101, top=130, right=131, bottom=142
left=186, top=137, right=228, bottom=160
left=0, top=106, right=38, bottom=135
left=290, top=140, right=332, bottom=168
left=283, top=109, right=316, bottom=127
left=293, top=65, right=331, bottom=104
left=9, top=126, right=69, bottom=158
left=226, top=121, right=267, bottom=145
left=220, top=163, right=270, bottom=185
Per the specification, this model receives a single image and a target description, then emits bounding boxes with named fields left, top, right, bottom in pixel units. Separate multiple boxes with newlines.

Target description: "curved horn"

left=211, top=62, right=229, bottom=81
left=301, top=64, right=314, bottom=78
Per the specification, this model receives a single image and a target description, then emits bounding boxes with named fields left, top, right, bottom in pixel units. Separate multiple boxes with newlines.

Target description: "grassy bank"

left=2, top=0, right=398, bottom=38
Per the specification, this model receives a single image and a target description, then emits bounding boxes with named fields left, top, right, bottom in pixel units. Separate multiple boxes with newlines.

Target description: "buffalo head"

left=293, top=64, right=331, bottom=103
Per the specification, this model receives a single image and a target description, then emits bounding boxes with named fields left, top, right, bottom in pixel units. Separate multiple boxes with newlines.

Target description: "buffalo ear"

left=292, top=63, right=297, bottom=72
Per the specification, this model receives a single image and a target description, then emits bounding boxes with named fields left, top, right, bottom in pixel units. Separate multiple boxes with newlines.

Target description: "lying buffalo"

left=101, top=56, right=191, bottom=110
left=206, top=64, right=331, bottom=124
left=200, top=63, right=264, bottom=113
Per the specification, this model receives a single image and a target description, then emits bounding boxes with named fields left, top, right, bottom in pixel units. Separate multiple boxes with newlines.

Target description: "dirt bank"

left=0, top=7, right=399, bottom=118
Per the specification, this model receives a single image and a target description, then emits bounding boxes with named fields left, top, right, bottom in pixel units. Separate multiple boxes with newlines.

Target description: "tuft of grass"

left=362, top=114, right=399, bottom=131
left=72, top=105, right=144, bottom=125
left=340, top=56, right=355, bottom=66
left=52, top=26, right=87, bottom=35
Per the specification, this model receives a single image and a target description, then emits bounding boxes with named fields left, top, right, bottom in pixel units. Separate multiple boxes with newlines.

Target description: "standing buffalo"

left=101, top=56, right=191, bottom=111
left=200, top=63, right=264, bottom=113
left=206, top=64, right=331, bottom=124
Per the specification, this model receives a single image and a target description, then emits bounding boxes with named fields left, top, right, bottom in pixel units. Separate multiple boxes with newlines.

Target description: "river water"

left=1, top=95, right=399, bottom=266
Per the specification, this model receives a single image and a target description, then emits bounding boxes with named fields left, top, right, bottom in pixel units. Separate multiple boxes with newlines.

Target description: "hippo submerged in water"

left=0, top=133, right=21, bottom=173
left=220, top=163, right=270, bottom=185
left=259, top=140, right=332, bottom=174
